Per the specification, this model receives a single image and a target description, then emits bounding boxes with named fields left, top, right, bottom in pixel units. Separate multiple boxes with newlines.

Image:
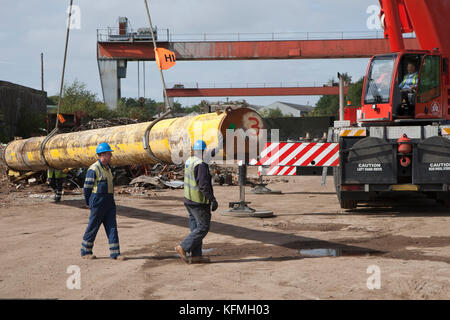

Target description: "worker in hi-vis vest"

left=399, top=61, right=418, bottom=91
left=80, top=143, right=125, bottom=260
left=175, top=139, right=218, bottom=264
left=47, top=168, right=67, bottom=202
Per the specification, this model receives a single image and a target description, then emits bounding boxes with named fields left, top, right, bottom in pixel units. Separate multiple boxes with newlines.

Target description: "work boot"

left=111, top=255, right=127, bottom=261
left=81, top=254, right=96, bottom=260
left=175, top=245, right=188, bottom=263
left=189, top=256, right=211, bottom=264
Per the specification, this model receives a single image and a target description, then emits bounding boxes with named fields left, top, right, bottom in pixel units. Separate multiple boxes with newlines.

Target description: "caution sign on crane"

left=154, top=48, right=176, bottom=70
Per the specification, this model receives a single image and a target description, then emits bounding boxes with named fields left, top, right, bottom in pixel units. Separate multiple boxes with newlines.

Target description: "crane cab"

left=360, top=51, right=448, bottom=123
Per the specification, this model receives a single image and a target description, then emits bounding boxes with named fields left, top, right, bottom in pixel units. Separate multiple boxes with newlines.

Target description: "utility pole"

left=41, top=53, right=44, bottom=91
left=338, top=72, right=345, bottom=121
left=143, top=61, right=146, bottom=98
left=137, top=61, right=140, bottom=98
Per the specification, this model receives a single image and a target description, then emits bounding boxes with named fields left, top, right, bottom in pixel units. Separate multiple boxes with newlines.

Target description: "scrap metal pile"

left=72, top=117, right=140, bottom=132
left=117, top=163, right=186, bottom=196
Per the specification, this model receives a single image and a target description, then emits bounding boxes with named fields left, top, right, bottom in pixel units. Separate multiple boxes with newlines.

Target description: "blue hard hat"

left=96, top=142, right=113, bottom=154
left=193, top=140, right=207, bottom=151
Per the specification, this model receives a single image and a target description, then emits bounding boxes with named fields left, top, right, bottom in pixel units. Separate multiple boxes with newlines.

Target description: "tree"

left=58, top=80, right=113, bottom=119
left=46, top=95, right=59, bottom=106
left=183, top=104, right=202, bottom=114
left=346, top=77, right=364, bottom=106
left=311, top=95, right=339, bottom=116
left=260, top=107, right=284, bottom=118
left=311, top=76, right=364, bottom=116
left=60, top=80, right=98, bottom=113
left=339, top=72, right=352, bottom=85
left=54, top=80, right=204, bottom=121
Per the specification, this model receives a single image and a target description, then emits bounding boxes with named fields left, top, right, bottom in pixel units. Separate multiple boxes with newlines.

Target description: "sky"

left=0, top=0, right=383, bottom=108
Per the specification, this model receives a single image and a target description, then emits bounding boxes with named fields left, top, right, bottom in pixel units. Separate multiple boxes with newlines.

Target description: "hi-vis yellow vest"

left=47, top=169, right=67, bottom=179
left=89, top=161, right=114, bottom=194
left=184, top=156, right=209, bottom=204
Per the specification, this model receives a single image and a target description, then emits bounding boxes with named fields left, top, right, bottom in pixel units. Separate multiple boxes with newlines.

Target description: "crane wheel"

left=340, top=199, right=358, bottom=210
left=443, top=200, right=450, bottom=208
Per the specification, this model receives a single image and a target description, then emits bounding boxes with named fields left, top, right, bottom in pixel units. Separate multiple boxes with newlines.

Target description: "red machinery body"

left=360, top=0, right=450, bottom=124
left=331, top=0, right=450, bottom=209
left=344, top=105, right=361, bottom=125
left=252, top=0, right=450, bottom=210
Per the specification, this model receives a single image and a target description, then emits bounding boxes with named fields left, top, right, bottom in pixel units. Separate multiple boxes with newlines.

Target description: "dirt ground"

left=0, top=169, right=450, bottom=300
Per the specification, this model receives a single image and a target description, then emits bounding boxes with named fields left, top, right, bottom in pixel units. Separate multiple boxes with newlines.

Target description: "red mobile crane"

left=333, top=0, right=450, bottom=208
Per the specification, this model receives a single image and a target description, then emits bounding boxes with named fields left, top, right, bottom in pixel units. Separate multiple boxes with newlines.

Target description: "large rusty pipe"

left=4, top=108, right=264, bottom=171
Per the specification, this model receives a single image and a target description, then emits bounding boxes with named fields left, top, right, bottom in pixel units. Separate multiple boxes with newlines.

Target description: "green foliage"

left=115, top=97, right=162, bottom=120
left=60, top=80, right=100, bottom=116
left=89, top=102, right=116, bottom=119
left=347, top=77, right=364, bottom=106
left=54, top=80, right=251, bottom=122
left=311, top=95, right=339, bottom=116
left=339, top=72, right=352, bottom=84
left=46, top=95, right=59, bottom=106
left=311, top=76, right=364, bottom=116
left=260, top=107, right=285, bottom=118
left=183, top=104, right=202, bottom=114
left=170, top=101, right=184, bottom=114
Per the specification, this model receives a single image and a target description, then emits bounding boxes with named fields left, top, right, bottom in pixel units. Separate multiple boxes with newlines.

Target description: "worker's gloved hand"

left=211, top=199, right=218, bottom=212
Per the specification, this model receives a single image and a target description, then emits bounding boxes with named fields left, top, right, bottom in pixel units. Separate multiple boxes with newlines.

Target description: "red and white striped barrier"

left=252, top=142, right=339, bottom=167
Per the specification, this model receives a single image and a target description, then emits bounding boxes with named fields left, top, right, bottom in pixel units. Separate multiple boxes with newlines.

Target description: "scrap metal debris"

left=72, top=117, right=139, bottom=131
left=118, top=164, right=185, bottom=196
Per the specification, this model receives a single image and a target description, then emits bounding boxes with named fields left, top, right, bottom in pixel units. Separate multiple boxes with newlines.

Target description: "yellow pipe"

left=4, top=107, right=264, bottom=171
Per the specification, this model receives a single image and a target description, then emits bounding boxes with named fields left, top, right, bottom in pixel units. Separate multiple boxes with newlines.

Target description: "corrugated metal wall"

left=0, top=81, right=47, bottom=142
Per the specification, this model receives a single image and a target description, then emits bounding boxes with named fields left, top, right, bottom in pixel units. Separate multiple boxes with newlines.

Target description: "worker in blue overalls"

left=80, top=142, right=125, bottom=260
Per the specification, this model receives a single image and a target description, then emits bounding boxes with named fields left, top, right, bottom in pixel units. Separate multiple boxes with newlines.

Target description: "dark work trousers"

left=180, top=204, right=211, bottom=257
left=81, top=194, right=120, bottom=258
left=49, top=178, right=63, bottom=202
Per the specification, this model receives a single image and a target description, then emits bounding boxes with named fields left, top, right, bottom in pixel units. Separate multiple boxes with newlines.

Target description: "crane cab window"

left=394, top=54, right=423, bottom=117
left=364, top=56, right=395, bottom=104
left=397, top=54, right=423, bottom=90
left=417, top=55, right=441, bottom=103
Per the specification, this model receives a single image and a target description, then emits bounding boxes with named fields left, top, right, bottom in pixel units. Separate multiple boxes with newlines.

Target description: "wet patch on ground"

left=132, top=239, right=382, bottom=269
left=333, top=235, right=450, bottom=264
left=265, top=222, right=350, bottom=232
